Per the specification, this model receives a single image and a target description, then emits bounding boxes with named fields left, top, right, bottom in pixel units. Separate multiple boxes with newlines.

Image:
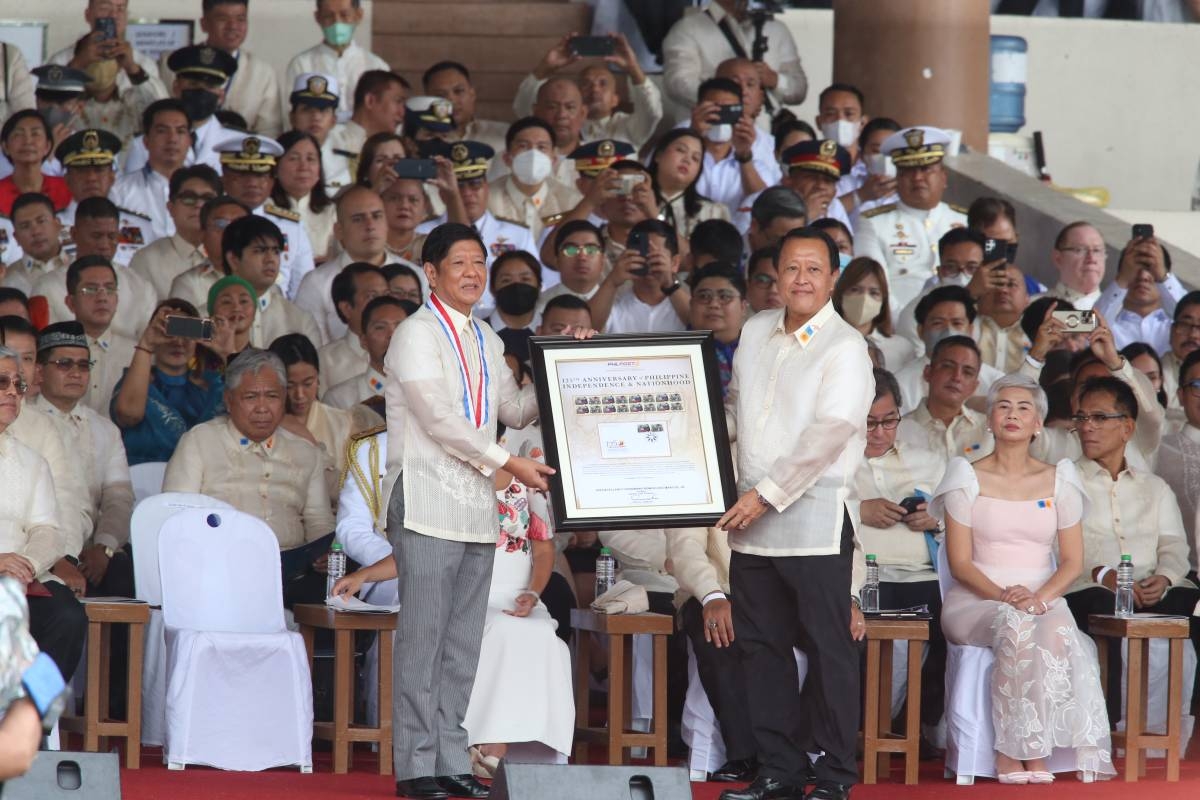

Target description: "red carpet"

left=110, top=746, right=1200, bottom=799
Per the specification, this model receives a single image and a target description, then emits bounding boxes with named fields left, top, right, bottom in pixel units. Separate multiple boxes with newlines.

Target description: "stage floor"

left=110, top=746, right=1200, bottom=799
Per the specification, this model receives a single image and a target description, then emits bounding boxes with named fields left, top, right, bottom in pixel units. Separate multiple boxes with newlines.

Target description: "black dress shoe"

left=719, top=775, right=804, bottom=800
left=434, top=774, right=490, bottom=798
left=711, top=758, right=760, bottom=782
left=395, top=776, right=449, bottom=799
left=805, top=781, right=852, bottom=800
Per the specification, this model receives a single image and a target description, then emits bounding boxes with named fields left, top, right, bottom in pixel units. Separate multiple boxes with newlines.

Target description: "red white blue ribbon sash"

left=428, top=294, right=490, bottom=428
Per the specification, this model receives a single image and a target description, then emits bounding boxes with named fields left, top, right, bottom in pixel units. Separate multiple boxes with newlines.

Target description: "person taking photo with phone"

left=588, top=219, right=688, bottom=334
left=1094, top=227, right=1185, bottom=355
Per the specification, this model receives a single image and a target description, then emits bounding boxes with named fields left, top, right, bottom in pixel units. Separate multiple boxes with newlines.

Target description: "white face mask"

left=706, top=124, right=733, bottom=144
left=511, top=149, right=553, bottom=186
left=865, top=153, right=897, bottom=178
left=942, top=271, right=972, bottom=288
left=841, top=293, right=882, bottom=326
left=820, top=119, right=860, bottom=149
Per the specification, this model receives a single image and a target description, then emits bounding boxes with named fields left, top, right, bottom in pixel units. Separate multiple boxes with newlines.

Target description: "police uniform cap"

left=569, top=139, right=635, bottom=176
left=290, top=72, right=339, bottom=110
left=32, top=65, right=90, bottom=96
left=405, top=96, right=454, bottom=133
left=215, top=132, right=285, bottom=174
left=780, top=139, right=851, bottom=179
left=167, top=45, right=239, bottom=86
left=55, top=128, right=122, bottom=169
left=882, top=126, right=952, bottom=169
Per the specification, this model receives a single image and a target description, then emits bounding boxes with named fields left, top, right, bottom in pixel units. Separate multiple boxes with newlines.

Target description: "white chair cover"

left=130, top=493, right=233, bottom=747
left=937, top=546, right=1083, bottom=783
left=130, top=461, right=168, bottom=504
left=159, top=507, right=313, bottom=771
left=680, top=640, right=809, bottom=780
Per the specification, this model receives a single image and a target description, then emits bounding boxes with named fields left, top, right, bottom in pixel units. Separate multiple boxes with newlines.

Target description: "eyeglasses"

left=1070, top=412, right=1128, bottom=427
left=174, top=191, right=218, bottom=207
left=866, top=416, right=900, bottom=432
left=1183, top=380, right=1200, bottom=398
left=0, top=375, right=28, bottom=395
left=750, top=273, right=777, bottom=288
left=560, top=244, right=602, bottom=257
left=1173, top=320, right=1200, bottom=335
left=47, top=358, right=94, bottom=373
left=938, top=261, right=981, bottom=277
left=1057, top=246, right=1105, bottom=258
left=389, top=288, right=422, bottom=302
left=694, top=289, right=740, bottom=305
left=78, top=285, right=118, bottom=297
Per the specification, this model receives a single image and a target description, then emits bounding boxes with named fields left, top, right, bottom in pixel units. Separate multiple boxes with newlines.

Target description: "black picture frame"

left=528, top=330, right=737, bottom=531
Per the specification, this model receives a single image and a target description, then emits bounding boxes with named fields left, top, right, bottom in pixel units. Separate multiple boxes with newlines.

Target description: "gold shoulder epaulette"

left=948, top=203, right=968, bottom=214
left=541, top=211, right=566, bottom=226
left=862, top=203, right=897, bottom=219
left=493, top=213, right=529, bottom=229
left=264, top=204, right=301, bottom=222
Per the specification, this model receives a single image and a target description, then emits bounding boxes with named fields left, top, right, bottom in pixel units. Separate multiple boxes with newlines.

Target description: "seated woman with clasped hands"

left=930, top=373, right=1114, bottom=784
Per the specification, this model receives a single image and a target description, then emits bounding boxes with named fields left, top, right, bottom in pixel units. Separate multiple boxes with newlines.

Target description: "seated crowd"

left=2, top=1, right=1200, bottom=798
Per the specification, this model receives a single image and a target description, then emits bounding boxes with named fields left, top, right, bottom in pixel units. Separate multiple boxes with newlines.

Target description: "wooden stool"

left=59, top=600, right=149, bottom=768
left=861, top=618, right=929, bottom=785
left=294, top=604, right=397, bottom=775
left=572, top=610, right=673, bottom=766
left=1089, top=614, right=1188, bottom=782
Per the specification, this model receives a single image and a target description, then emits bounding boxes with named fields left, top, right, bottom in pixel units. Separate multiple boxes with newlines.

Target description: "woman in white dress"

left=331, top=470, right=574, bottom=774
left=931, top=373, right=1114, bottom=783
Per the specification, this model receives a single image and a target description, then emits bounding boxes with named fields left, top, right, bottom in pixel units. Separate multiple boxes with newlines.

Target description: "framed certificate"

left=529, top=331, right=737, bottom=532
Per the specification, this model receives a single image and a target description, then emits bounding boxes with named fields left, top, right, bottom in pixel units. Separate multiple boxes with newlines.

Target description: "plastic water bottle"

left=595, top=547, right=617, bottom=599
left=326, top=542, right=346, bottom=598
left=1115, top=554, right=1135, bottom=618
left=861, top=554, right=880, bottom=613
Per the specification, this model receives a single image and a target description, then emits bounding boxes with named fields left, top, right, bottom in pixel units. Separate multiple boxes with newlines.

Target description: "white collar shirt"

left=1073, top=457, right=1192, bottom=593
left=1095, top=272, right=1186, bottom=356
left=324, top=364, right=386, bottom=410
left=605, top=285, right=687, bottom=335
left=0, top=428, right=63, bottom=578
left=318, top=332, right=370, bottom=392
left=853, top=441, right=947, bottom=582
left=285, top=41, right=390, bottom=123
left=726, top=302, right=873, bottom=556
left=897, top=401, right=992, bottom=464
left=381, top=298, right=538, bottom=542
left=1152, top=423, right=1200, bottom=572
left=1046, top=280, right=1102, bottom=312
left=129, top=233, right=207, bottom=302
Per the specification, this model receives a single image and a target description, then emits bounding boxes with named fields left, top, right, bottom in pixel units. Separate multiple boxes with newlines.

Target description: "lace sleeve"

left=1053, top=459, right=1088, bottom=529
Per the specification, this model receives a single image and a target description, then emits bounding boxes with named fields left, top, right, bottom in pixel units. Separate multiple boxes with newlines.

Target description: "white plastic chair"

left=129, top=461, right=168, bottom=504
left=937, top=546, right=1083, bottom=784
left=130, top=492, right=233, bottom=747
left=159, top=507, right=313, bottom=772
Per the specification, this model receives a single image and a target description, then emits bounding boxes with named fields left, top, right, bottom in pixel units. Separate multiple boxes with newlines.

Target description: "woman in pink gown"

left=932, top=373, right=1113, bottom=783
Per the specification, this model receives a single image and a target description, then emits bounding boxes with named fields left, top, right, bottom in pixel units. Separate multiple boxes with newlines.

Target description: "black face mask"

left=179, top=88, right=220, bottom=123
left=494, top=282, right=539, bottom=316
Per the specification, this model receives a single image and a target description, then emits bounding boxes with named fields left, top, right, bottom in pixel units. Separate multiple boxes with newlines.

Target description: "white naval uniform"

left=159, top=47, right=283, bottom=138
left=58, top=200, right=153, bottom=268
left=121, top=116, right=232, bottom=176
left=415, top=210, right=541, bottom=316
left=321, top=120, right=367, bottom=192
left=853, top=200, right=967, bottom=314
left=486, top=175, right=581, bottom=243
left=110, top=166, right=173, bottom=241
left=254, top=203, right=316, bottom=300
left=446, top=119, right=510, bottom=159
left=284, top=41, right=389, bottom=124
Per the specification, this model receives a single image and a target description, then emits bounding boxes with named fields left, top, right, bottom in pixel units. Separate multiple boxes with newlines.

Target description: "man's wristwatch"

left=102, top=545, right=115, bottom=559
left=662, top=279, right=683, bottom=296
left=755, top=489, right=771, bottom=507
left=734, top=150, right=753, bottom=164
left=850, top=595, right=862, bottom=610
left=128, top=67, right=150, bottom=85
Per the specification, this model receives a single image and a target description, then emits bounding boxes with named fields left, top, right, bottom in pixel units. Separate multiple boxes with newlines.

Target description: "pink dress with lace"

left=933, top=457, right=1114, bottom=776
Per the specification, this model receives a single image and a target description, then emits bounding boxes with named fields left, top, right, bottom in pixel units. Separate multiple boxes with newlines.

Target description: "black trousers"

left=27, top=580, right=86, bottom=682
left=730, top=513, right=859, bottom=787
left=878, top=579, right=945, bottom=726
left=681, top=596, right=757, bottom=761
left=540, top=571, right=575, bottom=644
left=1067, top=585, right=1200, bottom=720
